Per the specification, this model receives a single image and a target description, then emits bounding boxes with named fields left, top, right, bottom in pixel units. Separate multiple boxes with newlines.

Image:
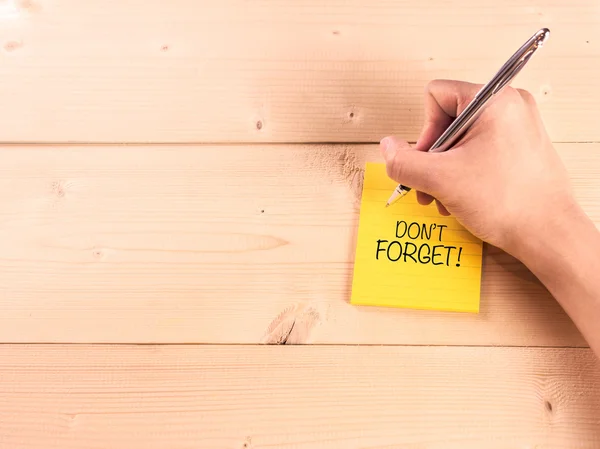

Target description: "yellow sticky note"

left=350, top=163, right=483, bottom=313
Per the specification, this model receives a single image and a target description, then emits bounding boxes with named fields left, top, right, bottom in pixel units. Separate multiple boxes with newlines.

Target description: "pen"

left=385, top=27, right=551, bottom=207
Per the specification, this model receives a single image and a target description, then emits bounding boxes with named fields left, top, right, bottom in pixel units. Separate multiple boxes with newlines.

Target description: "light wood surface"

left=0, top=345, right=599, bottom=449
left=2, top=0, right=600, bottom=446
left=1, top=0, right=599, bottom=143
left=0, top=143, right=598, bottom=344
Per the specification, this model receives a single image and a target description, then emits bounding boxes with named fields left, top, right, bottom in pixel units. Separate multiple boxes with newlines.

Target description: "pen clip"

left=491, top=28, right=549, bottom=95
left=492, top=49, right=534, bottom=94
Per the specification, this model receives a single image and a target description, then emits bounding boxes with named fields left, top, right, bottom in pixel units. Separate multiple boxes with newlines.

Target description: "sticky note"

left=350, top=163, right=483, bottom=313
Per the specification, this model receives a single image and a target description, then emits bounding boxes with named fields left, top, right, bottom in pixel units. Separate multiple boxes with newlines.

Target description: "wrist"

left=506, top=197, right=596, bottom=277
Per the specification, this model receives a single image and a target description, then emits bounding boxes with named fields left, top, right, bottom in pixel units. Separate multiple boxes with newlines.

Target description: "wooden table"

left=1, top=1, right=600, bottom=447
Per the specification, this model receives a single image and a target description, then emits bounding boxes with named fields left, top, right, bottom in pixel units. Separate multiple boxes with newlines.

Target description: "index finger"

left=415, top=80, right=482, bottom=152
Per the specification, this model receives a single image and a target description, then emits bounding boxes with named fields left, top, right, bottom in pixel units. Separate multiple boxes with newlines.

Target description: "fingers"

left=416, top=191, right=434, bottom=205
left=381, top=136, right=452, bottom=215
left=415, top=80, right=483, bottom=151
left=380, top=136, right=446, bottom=194
left=435, top=200, right=450, bottom=216
left=421, top=193, right=451, bottom=216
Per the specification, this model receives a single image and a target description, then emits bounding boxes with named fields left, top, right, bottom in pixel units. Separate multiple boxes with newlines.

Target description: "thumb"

left=380, top=136, right=443, bottom=194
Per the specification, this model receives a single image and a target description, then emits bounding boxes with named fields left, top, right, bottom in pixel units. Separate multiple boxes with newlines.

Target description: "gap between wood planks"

left=0, top=343, right=590, bottom=348
left=0, top=140, right=600, bottom=146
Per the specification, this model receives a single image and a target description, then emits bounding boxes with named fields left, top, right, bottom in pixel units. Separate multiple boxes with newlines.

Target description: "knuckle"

left=494, top=86, right=533, bottom=114
left=387, top=136, right=411, bottom=151
left=502, top=86, right=521, bottom=101
left=386, top=152, right=404, bottom=180
left=424, top=78, right=450, bottom=95
left=424, top=79, right=439, bottom=93
left=517, top=88, right=536, bottom=105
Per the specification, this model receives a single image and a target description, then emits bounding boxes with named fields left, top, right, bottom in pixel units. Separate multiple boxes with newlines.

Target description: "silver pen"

left=386, top=27, right=551, bottom=207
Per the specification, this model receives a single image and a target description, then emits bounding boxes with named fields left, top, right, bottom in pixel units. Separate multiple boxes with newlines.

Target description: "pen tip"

left=385, top=203, right=390, bottom=208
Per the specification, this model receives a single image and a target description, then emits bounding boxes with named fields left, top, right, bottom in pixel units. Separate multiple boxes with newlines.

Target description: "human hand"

left=381, top=80, right=578, bottom=257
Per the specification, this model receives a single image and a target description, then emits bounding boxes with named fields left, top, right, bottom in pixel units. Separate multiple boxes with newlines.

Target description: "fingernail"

left=380, top=137, right=391, bottom=152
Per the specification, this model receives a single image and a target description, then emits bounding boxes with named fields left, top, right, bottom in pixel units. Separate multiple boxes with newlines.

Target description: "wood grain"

left=0, top=345, right=599, bottom=449
left=0, top=143, right=598, bottom=344
left=1, top=0, right=599, bottom=143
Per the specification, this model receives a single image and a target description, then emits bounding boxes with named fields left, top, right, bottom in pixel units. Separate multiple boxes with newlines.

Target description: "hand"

left=381, top=79, right=578, bottom=256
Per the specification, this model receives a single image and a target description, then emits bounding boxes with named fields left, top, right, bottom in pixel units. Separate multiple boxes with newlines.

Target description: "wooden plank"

left=0, top=345, right=599, bottom=448
left=1, top=0, right=599, bottom=143
left=0, top=143, right=598, bottom=344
